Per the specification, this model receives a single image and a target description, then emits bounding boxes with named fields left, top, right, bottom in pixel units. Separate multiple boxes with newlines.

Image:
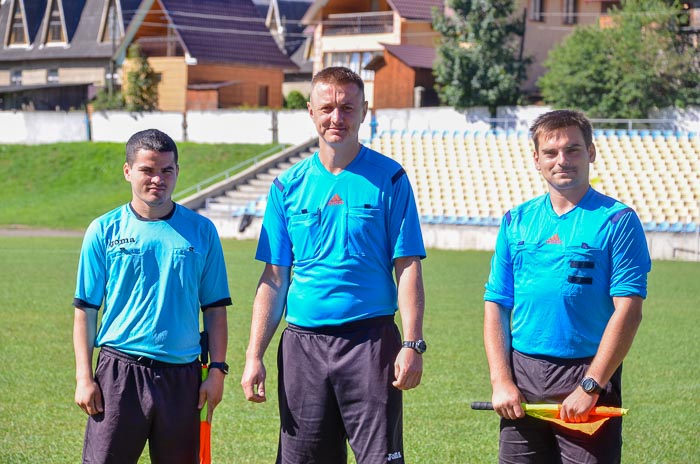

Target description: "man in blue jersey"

left=484, top=110, right=651, bottom=463
left=73, top=129, right=231, bottom=463
left=241, top=67, right=426, bottom=463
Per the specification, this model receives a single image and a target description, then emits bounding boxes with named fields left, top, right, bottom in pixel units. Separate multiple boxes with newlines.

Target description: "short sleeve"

left=609, top=210, right=651, bottom=298
left=256, top=180, right=294, bottom=266
left=73, top=219, right=107, bottom=310
left=484, top=213, right=514, bottom=309
left=389, top=169, right=426, bottom=260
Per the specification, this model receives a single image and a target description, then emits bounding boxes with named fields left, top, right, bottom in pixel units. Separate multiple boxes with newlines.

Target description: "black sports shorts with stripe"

left=276, top=315, right=405, bottom=464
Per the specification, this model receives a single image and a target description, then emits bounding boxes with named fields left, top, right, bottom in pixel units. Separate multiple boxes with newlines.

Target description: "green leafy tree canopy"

left=433, top=0, right=531, bottom=115
left=125, top=43, right=159, bottom=112
left=539, top=0, right=700, bottom=119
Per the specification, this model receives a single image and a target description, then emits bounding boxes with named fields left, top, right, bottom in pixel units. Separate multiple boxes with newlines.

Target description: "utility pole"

left=109, top=0, right=117, bottom=98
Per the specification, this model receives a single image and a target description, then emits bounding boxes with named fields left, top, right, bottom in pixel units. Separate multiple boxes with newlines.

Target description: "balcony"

left=322, top=11, right=393, bottom=36
left=135, top=36, right=184, bottom=57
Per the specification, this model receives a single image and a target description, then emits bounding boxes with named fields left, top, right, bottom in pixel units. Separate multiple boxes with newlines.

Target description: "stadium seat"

left=372, top=128, right=699, bottom=232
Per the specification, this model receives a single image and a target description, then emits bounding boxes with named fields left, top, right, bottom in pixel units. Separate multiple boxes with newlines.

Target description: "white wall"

left=91, top=111, right=184, bottom=142
left=651, top=107, right=700, bottom=133
left=277, top=110, right=317, bottom=145
left=1, top=106, right=698, bottom=145
left=0, top=111, right=87, bottom=144
left=186, top=110, right=274, bottom=144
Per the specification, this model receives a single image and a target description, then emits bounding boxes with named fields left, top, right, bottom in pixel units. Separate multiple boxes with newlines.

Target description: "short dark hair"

left=311, top=66, right=365, bottom=100
left=125, top=129, right=178, bottom=165
left=530, top=110, right=593, bottom=151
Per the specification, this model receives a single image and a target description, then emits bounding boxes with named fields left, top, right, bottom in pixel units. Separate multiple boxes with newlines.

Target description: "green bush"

left=91, top=88, right=124, bottom=111
left=284, top=90, right=307, bottom=109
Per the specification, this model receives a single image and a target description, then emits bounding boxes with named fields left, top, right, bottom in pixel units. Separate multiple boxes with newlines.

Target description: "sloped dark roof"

left=255, top=2, right=268, bottom=18
left=23, top=0, right=47, bottom=43
left=160, top=0, right=295, bottom=68
left=121, top=0, right=144, bottom=27
left=274, top=0, right=311, bottom=56
left=61, top=0, right=87, bottom=42
left=0, top=0, right=138, bottom=61
left=386, top=0, right=442, bottom=21
left=383, top=43, right=436, bottom=69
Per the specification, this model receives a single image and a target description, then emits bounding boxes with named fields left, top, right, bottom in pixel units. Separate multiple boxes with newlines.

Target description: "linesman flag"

left=471, top=402, right=629, bottom=436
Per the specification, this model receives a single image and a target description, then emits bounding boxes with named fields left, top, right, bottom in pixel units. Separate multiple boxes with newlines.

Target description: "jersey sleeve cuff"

left=201, top=298, right=232, bottom=311
left=73, top=298, right=101, bottom=310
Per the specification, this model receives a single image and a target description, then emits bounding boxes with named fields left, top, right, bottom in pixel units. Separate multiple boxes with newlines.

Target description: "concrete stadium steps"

left=193, top=143, right=317, bottom=238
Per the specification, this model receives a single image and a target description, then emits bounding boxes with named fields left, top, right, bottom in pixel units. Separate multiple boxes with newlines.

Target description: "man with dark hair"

left=241, top=67, right=426, bottom=463
left=73, top=129, right=231, bottom=463
left=483, top=110, right=651, bottom=462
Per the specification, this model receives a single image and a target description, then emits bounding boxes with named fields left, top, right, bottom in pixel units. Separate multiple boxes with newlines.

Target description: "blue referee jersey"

left=256, top=145, right=426, bottom=327
left=485, top=188, right=651, bottom=358
left=74, top=204, right=231, bottom=364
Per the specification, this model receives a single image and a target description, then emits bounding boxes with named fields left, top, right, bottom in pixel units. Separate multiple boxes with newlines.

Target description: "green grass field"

left=0, top=142, right=280, bottom=230
left=0, top=236, right=698, bottom=463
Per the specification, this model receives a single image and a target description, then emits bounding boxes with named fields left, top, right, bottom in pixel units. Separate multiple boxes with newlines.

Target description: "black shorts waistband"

left=100, top=346, right=196, bottom=368
left=287, top=315, right=395, bottom=335
left=513, top=349, right=594, bottom=365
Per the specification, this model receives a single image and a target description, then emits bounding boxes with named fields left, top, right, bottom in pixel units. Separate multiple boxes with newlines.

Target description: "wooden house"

left=0, top=0, right=140, bottom=110
left=301, top=0, right=442, bottom=109
left=117, top=0, right=296, bottom=111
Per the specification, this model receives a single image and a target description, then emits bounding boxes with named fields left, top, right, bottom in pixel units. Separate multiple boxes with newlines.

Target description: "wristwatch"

left=580, top=376, right=602, bottom=394
left=209, top=361, right=229, bottom=375
left=402, top=339, right=427, bottom=354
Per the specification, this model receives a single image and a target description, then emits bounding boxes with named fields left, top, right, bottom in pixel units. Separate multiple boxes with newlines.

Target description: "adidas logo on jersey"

left=546, top=234, right=562, bottom=244
left=327, top=194, right=344, bottom=206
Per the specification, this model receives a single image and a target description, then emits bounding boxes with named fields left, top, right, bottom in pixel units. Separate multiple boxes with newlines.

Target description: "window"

left=48, top=69, right=59, bottom=84
left=47, top=0, right=66, bottom=43
left=11, top=70, right=22, bottom=86
left=323, top=51, right=376, bottom=81
left=563, top=0, right=577, bottom=25
left=530, top=0, right=543, bottom=22
left=101, top=0, right=119, bottom=43
left=9, top=1, right=27, bottom=45
left=258, top=86, right=269, bottom=107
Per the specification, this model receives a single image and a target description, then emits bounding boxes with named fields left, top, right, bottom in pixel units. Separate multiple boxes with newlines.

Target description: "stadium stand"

left=370, top=129, right=700, bottom=233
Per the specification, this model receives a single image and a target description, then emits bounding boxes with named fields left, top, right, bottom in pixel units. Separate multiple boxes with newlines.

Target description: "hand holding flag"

left=200, top=364, right=211, bottom=464
left=199, top=331, right=211, bottom=464
left=471, top=402, right=628, bottom=436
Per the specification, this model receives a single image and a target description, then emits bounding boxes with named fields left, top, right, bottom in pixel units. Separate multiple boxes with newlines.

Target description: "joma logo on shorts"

left=108, top=238, right=136, bottom=247
left=387, top=451, right=402, bottom=461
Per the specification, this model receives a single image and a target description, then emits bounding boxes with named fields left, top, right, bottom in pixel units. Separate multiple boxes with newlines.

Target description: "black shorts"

left=82, top=346, right=201, bottom=464
left=499, top=350, right=623, bottom=464
left=277, top=315, right=405, bottom=464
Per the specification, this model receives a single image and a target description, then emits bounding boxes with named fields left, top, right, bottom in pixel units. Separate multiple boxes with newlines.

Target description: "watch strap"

left=209, top=361, right=229, bottom=375
left=402, top=339, right=427, bottom=354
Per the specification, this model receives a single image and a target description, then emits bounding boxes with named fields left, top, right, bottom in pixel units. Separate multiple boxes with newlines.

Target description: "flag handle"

left=470, top=402, right=628, bottom=416
left=470, top=402, right=494, bottom=410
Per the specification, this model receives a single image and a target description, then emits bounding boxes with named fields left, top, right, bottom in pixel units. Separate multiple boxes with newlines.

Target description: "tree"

left=124, top=43, right=159, bottom=112
left=284, top=90, right=307, bottom=109
left=91, top=88, right=124, bottom=111
left=433, top=0, right=531, bottom=116
left=539, top=0, right=700, bottom=119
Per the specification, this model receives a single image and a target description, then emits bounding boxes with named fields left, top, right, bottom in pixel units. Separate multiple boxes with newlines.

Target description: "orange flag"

left=471, top=402, right=628, bottom=436
left=522, top=404, right=628, bottom=436
left=200, top=365, right=211, bottom=464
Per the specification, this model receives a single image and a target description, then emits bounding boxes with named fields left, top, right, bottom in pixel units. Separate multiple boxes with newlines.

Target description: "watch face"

left=416, top=340, right=427, bottom=353
left=582, top=377, right=598, bottom=393
left=582, top=378, right=593, bottom=392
